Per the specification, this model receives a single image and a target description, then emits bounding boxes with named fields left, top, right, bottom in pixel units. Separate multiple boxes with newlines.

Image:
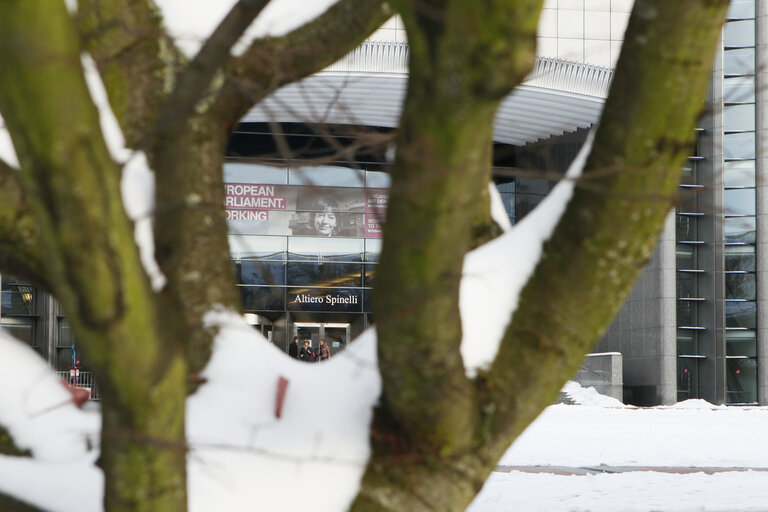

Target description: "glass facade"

left=676, top=0, right=758, bottom=402
left=225, top=164, right=386, bottom=332
left=722, top=2, right=757, bottom=403
left=676, top=140, right=705, bottom=401
left=676, top=0, right=759, bottom=403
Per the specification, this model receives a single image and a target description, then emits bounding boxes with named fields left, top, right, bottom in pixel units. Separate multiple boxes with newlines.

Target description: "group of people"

left=288, top=336, right=331, bottom=362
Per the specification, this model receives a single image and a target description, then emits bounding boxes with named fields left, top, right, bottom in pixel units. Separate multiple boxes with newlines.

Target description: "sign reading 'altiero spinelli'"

left=287, top=289, right=363, bottom=312
left=224, top=182, right=389, bottom=239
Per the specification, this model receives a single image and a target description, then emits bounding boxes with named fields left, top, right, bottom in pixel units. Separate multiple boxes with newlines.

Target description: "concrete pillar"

left=658, top=211, right=678, bottom=405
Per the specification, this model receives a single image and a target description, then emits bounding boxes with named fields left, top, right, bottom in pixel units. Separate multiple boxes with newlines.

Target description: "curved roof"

left=242, top=42, right=612, bottom=146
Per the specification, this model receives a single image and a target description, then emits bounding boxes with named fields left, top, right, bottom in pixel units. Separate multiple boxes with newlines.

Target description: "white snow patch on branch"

left=188, top=308, right=381, bottom=511
left=459, top=131, right=595, bottom=377
left=81, top=54, right=167, bottom=291
left=121, top=154, right=167, bottom=291
left=0, top=115, right=20, bottom=168
left=80, top=54, right=130, bottom=163
left=154, top=0, right=339, bottom=57
left=489, top=182, right=513, bottom=233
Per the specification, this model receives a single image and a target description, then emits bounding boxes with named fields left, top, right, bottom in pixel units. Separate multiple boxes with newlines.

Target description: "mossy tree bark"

left=0, top=0, right=728, bottom=510
left=355, top=1, right=728, bottom=511
left=0, top=0, right=389, bottom=510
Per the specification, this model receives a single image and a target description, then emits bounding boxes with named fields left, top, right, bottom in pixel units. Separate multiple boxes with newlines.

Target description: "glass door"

left=323, top=323, right=349, bottom=357
left=292, top=322, right=350, bottom=359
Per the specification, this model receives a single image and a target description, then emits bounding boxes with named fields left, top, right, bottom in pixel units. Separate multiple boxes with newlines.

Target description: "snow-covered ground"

left=468, top=383, right=768, bottom=512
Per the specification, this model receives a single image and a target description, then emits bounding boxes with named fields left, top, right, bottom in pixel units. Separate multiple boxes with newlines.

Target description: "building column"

left=659, top=210, right=678, bottom=405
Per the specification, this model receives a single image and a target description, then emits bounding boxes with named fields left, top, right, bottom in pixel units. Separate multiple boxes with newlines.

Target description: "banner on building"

left=225, top=184, right=388, bottom=239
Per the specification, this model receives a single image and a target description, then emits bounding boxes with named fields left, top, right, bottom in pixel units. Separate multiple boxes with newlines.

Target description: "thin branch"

left=151, top=0, right=271, bottom=141
left=216, top=0, right=392, bottom=126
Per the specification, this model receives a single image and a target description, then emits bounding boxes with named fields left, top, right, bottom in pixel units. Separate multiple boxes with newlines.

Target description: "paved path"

left=495, top=465, right=768, bottom=476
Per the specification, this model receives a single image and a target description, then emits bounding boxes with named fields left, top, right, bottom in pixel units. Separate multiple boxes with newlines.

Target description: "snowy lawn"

left=468, top=383, right=768, bottom=512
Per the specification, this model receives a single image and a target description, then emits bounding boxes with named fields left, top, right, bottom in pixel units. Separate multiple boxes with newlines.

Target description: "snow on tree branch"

left=460, top=131, right=595, bottom=377
left=0, top=115, right=19, bottom=169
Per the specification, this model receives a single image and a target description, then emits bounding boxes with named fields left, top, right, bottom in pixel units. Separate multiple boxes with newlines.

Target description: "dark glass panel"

left=0, top=280, right=36, bottom=315
left=0, top=317, right=35, bottom=345
left=498, top=193, right=515, bottom=218
left=725, top=216, right=756, bottom=243
left=676, top=300, right=697, bottom=326
left=677, top=358, right=699, bottom=401
left=228, top=234, right=286, bottom=259
left=364, top=289, right=373, bottom=313
left=286, top=262, right=362, bottom=287
left=678, top=190, right=700, bottom=213
left=287, top=237, right=364, bottom=262
left=363, top=263, right=376, bottom=287
left=676, top=244, right=696, bottom=269
left=240, top=286, right=285, bottom=311
left=496, top=181, right=515, bottom=193
left=676, top=215, right=698, bottom=241
left=515, top=178, right=550, bottom=194
left=287, top=288, right=363, bottom=312
left=726, top=301, right=756, bottom=329
left=726, top=358, right=757, bottom=403
left=55, top=347, right=75, bottom=372
left=725, top=245, right=755, bottom=271
left=515, top=193, right=544, bottom=220
left=726, top=330, right=756, bottom=357
left=677, top=330, right=698, bottom=355
left=725, top=272, right=756, bottom=300
left=680, top=160, right=697, bottom=185
left=676, top=273, right=697, bottom=298
left=58, top=318, right=75, bottom=346
left=236, top=261, right=285, bottom=285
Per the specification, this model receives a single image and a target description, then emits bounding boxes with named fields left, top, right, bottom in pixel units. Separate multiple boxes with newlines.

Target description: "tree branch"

left=77, top=0, right=177, bottom=147
left=216, top=0, right=392, bottom=126
left=482, top=0, right=729, bottom=454
left=370, top=0, right=544, bottom=457
left=0, top=160, right=48, bottom=287
left=150, top=0, right=270, bottom=142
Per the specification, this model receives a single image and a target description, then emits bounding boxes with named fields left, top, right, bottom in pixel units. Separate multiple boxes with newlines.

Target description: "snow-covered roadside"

left=468, top=470, right=768, bottom=512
